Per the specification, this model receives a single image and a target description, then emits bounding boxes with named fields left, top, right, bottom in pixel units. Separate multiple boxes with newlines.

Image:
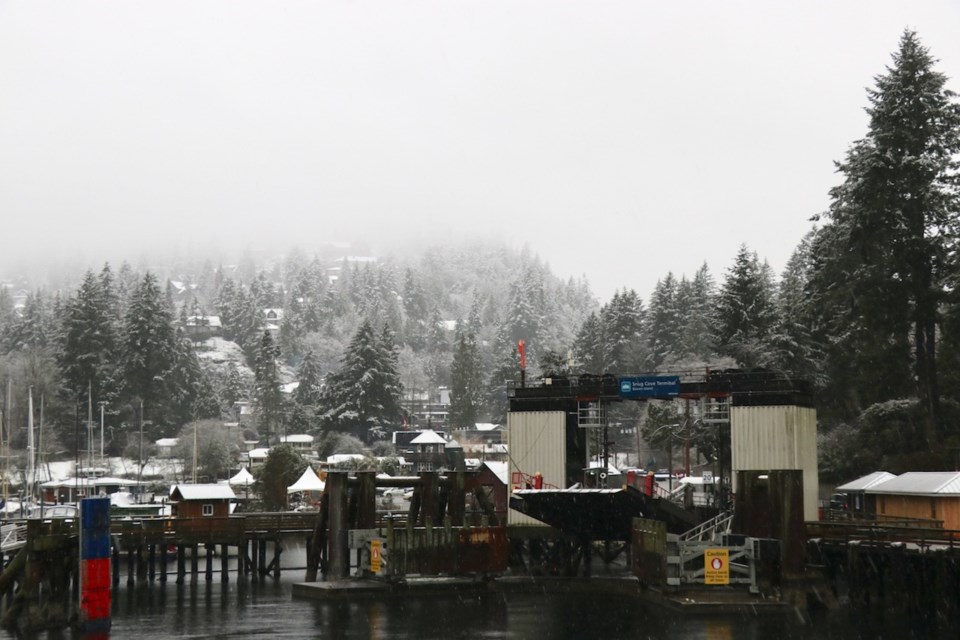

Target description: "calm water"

left=3, top=546, right=957, bottom=639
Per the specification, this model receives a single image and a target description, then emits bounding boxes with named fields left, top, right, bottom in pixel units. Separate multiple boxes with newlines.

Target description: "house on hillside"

left=169, top=484, right=236, bottom=518
left=185, top=315, right=223, bottom=340
left=864, top=471, right=960, bottom=529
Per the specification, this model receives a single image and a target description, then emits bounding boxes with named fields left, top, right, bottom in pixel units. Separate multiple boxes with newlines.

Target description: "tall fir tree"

left=120, top=272, right=181, bottom=429
left=815, top=30, right=960, bottom=445
left=253, top=329, right=285, bottom=444
left=448, top=322, right=483, bottom=429
left=59, top=270, right=121, bottom=410
left=646, top=274, right=681, bottom=369
left=714, top=245, right=777, bottom=367
left=319, top=319, right=403, bottom=442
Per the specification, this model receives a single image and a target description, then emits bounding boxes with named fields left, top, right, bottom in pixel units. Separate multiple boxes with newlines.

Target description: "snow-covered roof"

left=41, top=477, right=140, bottom=488
left=836, top=471, right=897, bottom=493
left=288, top=467, right=325, bottom=493
left=483, top=461, right=509, bottom=485
left=248, top=448, right=270, bottom=460
left=281, top=434, right=314, bottom=444
left=186, top=315, right=222, bottom=328
left=170, top=484, right=236, bottom=501
left=411, top=430, right=446, bottom=445
left=474, top=423, right=500, bottom=431
left=445, top=439, right=462, bottom=450
left=326, top=453, right=365, bottom=464
left=156, top=438, right=179, bottom=448
left=864, top=472, right=960, bottom=496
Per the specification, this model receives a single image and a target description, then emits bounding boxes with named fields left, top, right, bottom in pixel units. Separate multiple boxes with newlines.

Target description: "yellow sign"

left=704, top=548, right=729, bottom=585
left=370, top=539, right=382, bottom=573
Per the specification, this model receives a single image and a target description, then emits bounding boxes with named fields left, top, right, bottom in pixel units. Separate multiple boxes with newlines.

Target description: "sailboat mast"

left=87, top=380, right=93, bottom=474
left=27, top=387, right=34, bottom=506
left=4, top=377, right=10, bottom=506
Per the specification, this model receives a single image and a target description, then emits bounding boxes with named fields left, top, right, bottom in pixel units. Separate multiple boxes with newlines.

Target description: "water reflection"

left=4, top=568, right=960, bottom=639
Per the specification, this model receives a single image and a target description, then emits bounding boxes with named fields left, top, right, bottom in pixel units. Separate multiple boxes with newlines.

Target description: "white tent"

left=287, top=467, right=326, bottom=494
left=229, top=466, right=255, bottom=487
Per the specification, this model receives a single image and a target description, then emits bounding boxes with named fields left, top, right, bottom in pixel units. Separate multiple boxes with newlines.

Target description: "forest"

left=0, top=31, right=958, bottom=483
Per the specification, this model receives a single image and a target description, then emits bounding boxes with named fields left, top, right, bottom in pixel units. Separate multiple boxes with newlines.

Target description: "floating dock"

left=292, top=575, right=790, bottom=615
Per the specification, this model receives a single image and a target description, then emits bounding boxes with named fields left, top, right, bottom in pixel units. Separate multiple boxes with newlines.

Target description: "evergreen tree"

left=218, top=362, right=247, bottom=419
left=647, top=274, right=681, bottom=368
left=815, top=30, right=960, bottom=445
left=402, top=268, right=430, bottom=350
left=601, top=288, right=646, bottom=373
left=573, top=312, right=605, bottom=373
left=253, top=330, right=285, bottom=444
left=448, top=322, right=483, bottom=429
left=3, top=290, right=52, bottom=353
left=120, top=272, right=181, bottom=428
left=59, top=271, right=121, bottom=410
left=770, top=234, right=823, bottom=383
left=293, top=349, right=325, bottom=408
left=319, top=319, right=403, bottom=442
left=254, top=444, right=307, bottom=511
left=679, top=263, right=716, bottom=360
left=484, top=327, right=519, bottom=425
left=714, top=245, right=777, bottom=367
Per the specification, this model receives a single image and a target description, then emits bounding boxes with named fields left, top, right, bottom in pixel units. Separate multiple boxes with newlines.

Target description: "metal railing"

left=680, top=510, right=733, bottom=543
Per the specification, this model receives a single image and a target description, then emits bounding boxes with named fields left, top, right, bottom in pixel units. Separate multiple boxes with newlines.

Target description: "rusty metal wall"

left=631, top=517, right=667, bottom=585
left=507, top=411, right=566, bottom=526
left=730, top=405, right=819, bottom=521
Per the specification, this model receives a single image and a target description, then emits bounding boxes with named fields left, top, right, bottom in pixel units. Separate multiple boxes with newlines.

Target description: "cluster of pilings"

left=305, top=470, right=506, bottom=582
left=112, top=537, right=284, bottom=585
left=813, top=540, right=960, bottom=623
left=0, top=520, right=78, bottom=634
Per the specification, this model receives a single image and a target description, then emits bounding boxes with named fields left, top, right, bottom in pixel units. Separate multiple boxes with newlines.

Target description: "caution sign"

left=370, top=539, right=382, bottom=573
left=704, top=548, right=729, bottom=585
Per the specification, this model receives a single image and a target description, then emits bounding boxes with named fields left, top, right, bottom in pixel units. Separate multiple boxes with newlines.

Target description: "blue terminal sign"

left=618, top=375, right=680, bottom=399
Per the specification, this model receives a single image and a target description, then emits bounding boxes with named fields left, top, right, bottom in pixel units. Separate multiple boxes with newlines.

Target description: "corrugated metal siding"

left=731, top=406, right=819, bottom=521
left=507, top=411, right=567, bottom=527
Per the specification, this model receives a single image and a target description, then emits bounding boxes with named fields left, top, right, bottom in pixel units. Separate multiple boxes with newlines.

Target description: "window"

left=202, top=503, right=214, bottom=517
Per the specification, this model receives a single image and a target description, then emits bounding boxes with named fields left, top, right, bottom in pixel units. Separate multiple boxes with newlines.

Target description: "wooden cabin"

left=864, top=472, right=960, bottom=528
left=169, top=484, right=236, bottom=518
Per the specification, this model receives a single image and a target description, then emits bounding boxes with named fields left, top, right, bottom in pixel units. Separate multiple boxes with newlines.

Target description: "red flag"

left=518, top=340, right=526, bottom=370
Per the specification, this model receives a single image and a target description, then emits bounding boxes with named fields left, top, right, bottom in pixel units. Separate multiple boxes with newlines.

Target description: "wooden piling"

left=220, top=544, right=229, bottom=583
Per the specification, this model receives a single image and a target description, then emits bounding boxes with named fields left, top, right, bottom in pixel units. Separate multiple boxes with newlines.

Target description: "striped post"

left=79, top=497, right=112, bottom=634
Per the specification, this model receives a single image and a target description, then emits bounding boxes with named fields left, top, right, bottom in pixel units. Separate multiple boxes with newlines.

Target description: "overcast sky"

left=2, top=1, right=959, bottom=301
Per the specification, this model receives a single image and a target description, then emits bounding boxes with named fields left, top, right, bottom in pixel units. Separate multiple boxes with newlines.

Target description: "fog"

left=2, top=1, right=959, bottom=299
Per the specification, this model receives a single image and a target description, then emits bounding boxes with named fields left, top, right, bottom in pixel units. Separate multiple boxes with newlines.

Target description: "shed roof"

left=281, top=434, right=314, bottom=444
left=836, top=471, right=897, bottom=492
left=483, top=461, right=509, bottom=485
left=170, top=484, right=236, bottom=501
left=864, top=472, right=960, bottom=496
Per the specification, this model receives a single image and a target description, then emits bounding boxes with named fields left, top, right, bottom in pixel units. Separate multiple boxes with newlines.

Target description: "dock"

left=292, top=575, right=791, bottom=615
